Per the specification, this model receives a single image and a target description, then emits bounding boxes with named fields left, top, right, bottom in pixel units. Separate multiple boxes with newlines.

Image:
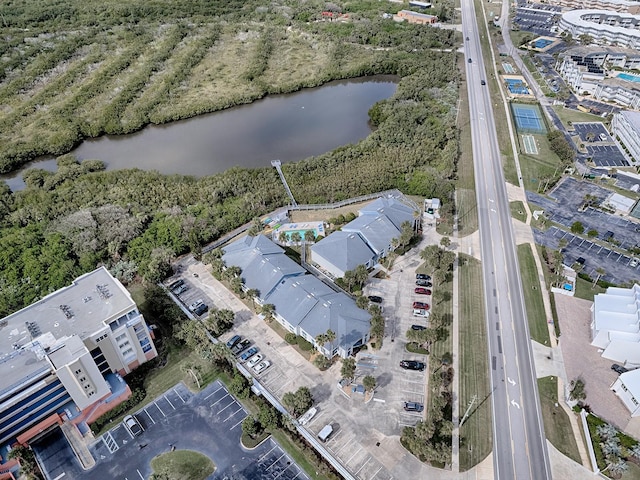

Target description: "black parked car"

left=612, top=364, right=628, bottom=374
left=400, top=360, right=426, bottom=371
left=411, top=325, right=426, bottom=331
left=193, top=303, right=209, bottom=316
left=404, top=402, right=424, bottom=412
left=415, top=280, right=433, bottom=287
left=367, top=295, right=383, bottom=304
left=416, top=274, right=431, bottom=280
left=232, top=339, right=251, bottom=356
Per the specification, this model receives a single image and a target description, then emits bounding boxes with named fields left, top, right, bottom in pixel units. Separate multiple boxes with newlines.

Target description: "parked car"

left=411, top=325, right=426, bottom=331
left=169, top=279, right=184, bottom=290
left=612, top=364, right=628, bottom=374
left=232, top=339, right=251, bottom=356
left=172, top=284, right=188, bottom=295
left=124, top=415, right=143, bottom=436
left=415, top=280, right=432, bottom=287
left=413, top=309, right=430, bottom=318
left=416, top=274, right=431, bottom=280
left=468, top=58, right=472, bottom=63
left=414, top=287, right=431, bottom=295
left=404, top=402, right=424, bottom=412
left=188, top=299, right=203, bottom=312
left=367, top=295, right=383, bottom=304
left=193, top=303, right=208, bottom=316
left=246, top=353, right=264, bottom=368
left=253, top=360, right=271, bottom=374
left=481, top=80, right=486, bottom=85
left=226, top=335, right=241, bottom=349
left=400, top=360, right=425, bottom=371
left=412, top=302, right=430, bottom=310
left=240, top=347, right=259, bottom=362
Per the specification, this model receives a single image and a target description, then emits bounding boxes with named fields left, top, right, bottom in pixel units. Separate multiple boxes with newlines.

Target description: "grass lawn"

left=458, top=254, right=492, bottom=471
left=537, top=377, right=581, bottom=463
left=406, top=342, right=429, bottom=355
left=574, top=276, right=606, bottom=301
left=517, top=135, right=564, bottom=193
left=509, top=201, right=527, bottom=223
left=517, top=244, right=551, bottom=346
left=551, top=106, right=607, bottom=129
left=150, top=450, right=214, bottom=480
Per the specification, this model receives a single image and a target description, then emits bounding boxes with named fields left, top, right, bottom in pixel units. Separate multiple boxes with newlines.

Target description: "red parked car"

left=414, top=287, right=432, bottom=295
left=412, top=301, right=430, bottom=310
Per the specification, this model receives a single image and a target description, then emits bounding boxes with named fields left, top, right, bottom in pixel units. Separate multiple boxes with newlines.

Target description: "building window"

left=116, top=333, right=127, bottom=342
left=79, top=376, right=86, bottom=382
left=122, top=348, right=134, bottom=357
left=74, top=369, right=82, bottom=375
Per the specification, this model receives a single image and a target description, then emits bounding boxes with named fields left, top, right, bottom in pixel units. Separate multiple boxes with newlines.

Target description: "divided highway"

left=460, top=1, right=552, bottom=478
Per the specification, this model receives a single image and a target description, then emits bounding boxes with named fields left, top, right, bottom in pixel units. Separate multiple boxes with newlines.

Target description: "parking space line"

left=266, top=452, right=286, bottom=471
left=210, top=393, right=230, bottom=408
left=165, top=394, right=175, bottom=410
left=174, top=388, right=185, bottom=403
left=205, top=385, right=225, bottom=400
left=154, top=401, right=166, bottom=417
left=257, top=445, right=278, bottom=463
left=230, top=417, right=245, bottom=430
left=355, top=456, right=372, bottom=475
left=273, top=460, right=294, bottom=479
left=345, top=446, right=363, bottom=464
left=218, top=399, right=237, bottom=414
left=223, top=406, right=244, bottom=422
left=137, top=470, right=144, bottom=480
left=144, top=408, right=156, bottom=424
left=370, top=466, right=384, bottom=479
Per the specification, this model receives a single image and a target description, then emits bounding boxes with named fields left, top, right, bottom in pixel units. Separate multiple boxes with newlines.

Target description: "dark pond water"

left=2, top=76, right=398, bottom=191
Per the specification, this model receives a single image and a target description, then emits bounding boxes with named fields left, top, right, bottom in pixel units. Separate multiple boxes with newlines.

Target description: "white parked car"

left=124, top=415, right=143, bottom=436
left=246, top=353, right=264, bottom=368
left=188, top=299, right=203, bottom=312
left=253, top=360, right=271, bottom=374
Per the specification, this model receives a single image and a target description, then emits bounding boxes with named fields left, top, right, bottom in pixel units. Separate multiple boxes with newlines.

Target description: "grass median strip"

left=458, top=254, right=491, bottom=471
left=517, top=243, right=551, bottom=346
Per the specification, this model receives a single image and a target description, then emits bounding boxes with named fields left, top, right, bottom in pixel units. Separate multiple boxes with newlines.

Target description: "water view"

left=2, top=77, right=398, bottom=191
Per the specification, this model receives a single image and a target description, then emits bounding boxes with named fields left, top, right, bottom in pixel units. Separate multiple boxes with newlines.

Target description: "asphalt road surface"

left=461, top=1, right=551, bottom=478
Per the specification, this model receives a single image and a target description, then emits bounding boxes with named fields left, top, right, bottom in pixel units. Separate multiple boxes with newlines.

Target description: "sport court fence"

left=510, top=102, right=548, bottom=135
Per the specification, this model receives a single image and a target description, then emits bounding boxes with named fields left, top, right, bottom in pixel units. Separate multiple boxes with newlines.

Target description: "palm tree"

left=304, top=230, right=316, bottom=243
left=246, top=289, right=259, bottom=308
left=261, top=303, right=275, bottom=322
left=315, top=329, right=336, bottom=355
left=290, top=232, right=302, bottom=244
left=278, top=231, right=288, bottom=244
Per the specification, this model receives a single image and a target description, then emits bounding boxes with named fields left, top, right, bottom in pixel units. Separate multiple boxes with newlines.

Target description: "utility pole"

left=459, top=394, right=477, bottom=428
left=271, top=159, right=297, bottom=207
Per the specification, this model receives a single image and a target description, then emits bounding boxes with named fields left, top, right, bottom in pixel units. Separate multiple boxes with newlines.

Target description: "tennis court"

left=502, top=63, right=515, bottom=74
left=522, top=134, right=538, bottom=154
left=506, top=78, right=530, bottom=95
left=511, top=103, right=547, bottom=134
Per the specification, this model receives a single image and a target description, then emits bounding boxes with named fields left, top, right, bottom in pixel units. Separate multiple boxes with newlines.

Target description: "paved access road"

left=462, top=0, right=551, bottom=478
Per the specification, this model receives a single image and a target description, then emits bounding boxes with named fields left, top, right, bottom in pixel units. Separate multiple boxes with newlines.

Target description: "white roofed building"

left=612, top=369, right=640, bottom=416
left=591, top=284, right=640, bottom=366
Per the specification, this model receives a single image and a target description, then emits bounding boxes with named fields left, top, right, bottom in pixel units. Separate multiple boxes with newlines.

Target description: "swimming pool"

left=617, top=73, right=640, bottom=83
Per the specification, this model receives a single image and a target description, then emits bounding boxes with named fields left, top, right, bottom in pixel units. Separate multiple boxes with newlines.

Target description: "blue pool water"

left=618, top=73, right=640, bottom=83
left=534, top=38, right=553, bottom=49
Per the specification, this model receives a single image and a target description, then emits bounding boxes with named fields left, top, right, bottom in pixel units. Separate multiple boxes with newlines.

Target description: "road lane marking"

left=510, top=400, right=520, bottom=409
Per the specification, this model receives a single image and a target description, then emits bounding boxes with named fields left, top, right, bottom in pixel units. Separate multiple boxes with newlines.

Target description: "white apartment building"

left=559, top=10, right=640, bottom=49
left=612, top=110, right=640, bottom=165
left=553, top=0, right=640, bottom=14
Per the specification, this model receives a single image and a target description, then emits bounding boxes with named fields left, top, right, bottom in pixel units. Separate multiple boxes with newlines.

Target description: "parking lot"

left=586, top=145, right=628, bottom=167
left=168, top=275, right=213, bottom=319
left=36, top=381, right=310, bottom=480
left=513, top=5, right=559, bottom=36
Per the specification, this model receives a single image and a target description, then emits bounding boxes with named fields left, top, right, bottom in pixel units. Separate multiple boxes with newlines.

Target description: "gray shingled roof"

left=342, top=215, right=400, bottom=254
left=264, top=276, right=335, bottom=328
left=222, top=235, right=305, bottom=299
left=310, top=231, right=375, bottom=273
left=359, top=197, right=416, bottom=230
left=299, top=292, right=371, bottom=349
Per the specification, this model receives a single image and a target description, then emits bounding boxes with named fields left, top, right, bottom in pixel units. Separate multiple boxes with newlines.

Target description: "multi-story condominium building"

left=553, top=0, right=640, bottom=14
left=559, top=10, right=640, bottom=49
left=0, top=267, right=157, bottom=471
left=612, top=110, right=640, bottom=165
left=594, top=80, right=640, bottom=111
